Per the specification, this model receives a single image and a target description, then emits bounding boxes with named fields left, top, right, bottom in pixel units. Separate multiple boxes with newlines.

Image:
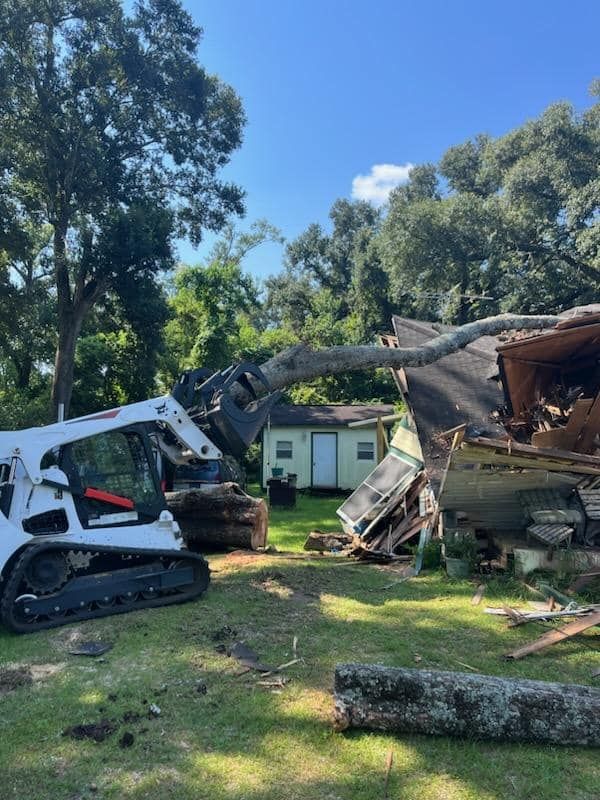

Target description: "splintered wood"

left=505, top=610, right=600, bottom=659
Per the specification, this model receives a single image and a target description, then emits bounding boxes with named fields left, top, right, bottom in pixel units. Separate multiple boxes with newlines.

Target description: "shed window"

left=276, top=440, right=293, bottom=459
left=357, top=441, right=374, bottom=460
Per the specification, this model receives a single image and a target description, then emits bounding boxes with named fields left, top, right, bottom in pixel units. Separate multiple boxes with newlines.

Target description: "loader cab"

left=58, top=425, right=166, bottom=528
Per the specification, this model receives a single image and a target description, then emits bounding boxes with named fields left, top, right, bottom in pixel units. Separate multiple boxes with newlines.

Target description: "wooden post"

left=376, top=417, right=387, bottom=463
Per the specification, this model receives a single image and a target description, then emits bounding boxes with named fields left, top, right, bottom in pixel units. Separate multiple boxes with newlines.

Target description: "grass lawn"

left=0, top=492, right=599, bottom=800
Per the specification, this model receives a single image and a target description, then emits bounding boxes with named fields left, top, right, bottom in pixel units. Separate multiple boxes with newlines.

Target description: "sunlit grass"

left=0, top=493, right=598, bottom=799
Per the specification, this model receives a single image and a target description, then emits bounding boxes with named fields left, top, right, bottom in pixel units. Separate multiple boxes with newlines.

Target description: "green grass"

left=263, top=487, right=344, bottom=552
left=0, top=493, right=599, bottom=800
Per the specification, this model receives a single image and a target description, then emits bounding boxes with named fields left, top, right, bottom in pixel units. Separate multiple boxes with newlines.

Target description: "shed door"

left=312, top=433, right=337, bottom=488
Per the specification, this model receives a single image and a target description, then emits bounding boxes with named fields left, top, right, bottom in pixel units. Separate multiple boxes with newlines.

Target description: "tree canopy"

left=380, top=93, right=600, bottom=322
left=0, top=0, right=245, bottom=414
left=0, top=8, right=597, bottom=439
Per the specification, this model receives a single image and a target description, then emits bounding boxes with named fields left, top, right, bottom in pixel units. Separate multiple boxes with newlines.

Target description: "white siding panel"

left=339, top=428, right=379, bottom=489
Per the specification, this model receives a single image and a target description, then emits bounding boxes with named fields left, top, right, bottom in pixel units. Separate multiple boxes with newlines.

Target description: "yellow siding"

left=262, top=425, right=380, bottom=489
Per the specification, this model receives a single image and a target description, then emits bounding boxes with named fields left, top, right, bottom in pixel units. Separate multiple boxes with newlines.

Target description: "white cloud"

left=351, top=162, right=414, bottom=206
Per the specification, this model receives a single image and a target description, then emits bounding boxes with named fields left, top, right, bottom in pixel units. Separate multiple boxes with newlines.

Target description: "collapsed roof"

left=387, top=316, right=505, bottom=486
left=497, top=314, right=600, bottom=418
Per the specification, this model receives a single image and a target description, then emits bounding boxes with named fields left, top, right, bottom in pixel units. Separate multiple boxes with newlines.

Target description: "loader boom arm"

left=0, top=395, right=221, bottom=486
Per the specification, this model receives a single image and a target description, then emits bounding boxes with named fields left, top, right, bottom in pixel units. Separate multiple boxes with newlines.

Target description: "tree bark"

left=165, top=483, right=268, bottom=550
left=333, top=664, right=600, bottom=746
left=51, top=220, right=78, bottom=418
left=303, top=530, right=353, bottom=552
left=257, top=313, right=560, bottom=393
left=51, top=307, right=84, bottom=418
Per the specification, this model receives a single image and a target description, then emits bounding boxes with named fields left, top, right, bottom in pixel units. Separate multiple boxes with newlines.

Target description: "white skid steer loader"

left=0, top=363, right=279, bottom=633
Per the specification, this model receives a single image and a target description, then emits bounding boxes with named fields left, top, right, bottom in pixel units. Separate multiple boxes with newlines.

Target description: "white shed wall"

left=262, top=425, right=381, bottom=489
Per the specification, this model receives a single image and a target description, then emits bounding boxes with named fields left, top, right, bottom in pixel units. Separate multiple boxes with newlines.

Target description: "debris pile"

left=495, top=313, right=600, bottom=452
left=349, top=472, right=434, bottom=560
left=337, top=417, right=436, bottom=562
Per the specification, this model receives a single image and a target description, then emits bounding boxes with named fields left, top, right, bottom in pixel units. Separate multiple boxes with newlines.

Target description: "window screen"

left=276, top=440, right=293, bottom=459
left=357, top=441, right=374, bottom=460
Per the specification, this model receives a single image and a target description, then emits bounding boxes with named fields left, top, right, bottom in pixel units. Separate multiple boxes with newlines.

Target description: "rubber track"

left=1, top=542, right=210, bottom=633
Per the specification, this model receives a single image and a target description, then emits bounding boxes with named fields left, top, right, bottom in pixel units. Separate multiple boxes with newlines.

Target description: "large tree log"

left=166, top=483, right=268, bottom=550
left=334, top=664, right=600, bottom=746
left=259, top=314, right=560, bottom=391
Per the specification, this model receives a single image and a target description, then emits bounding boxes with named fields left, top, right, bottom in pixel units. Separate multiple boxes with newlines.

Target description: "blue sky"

left=179, top=0, right=599, bottom=278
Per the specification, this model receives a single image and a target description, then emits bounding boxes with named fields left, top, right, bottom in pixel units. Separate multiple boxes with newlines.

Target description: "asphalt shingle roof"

left=391, top=316, right=505, bottom=486
left=268, top=404, right=396, bottom=427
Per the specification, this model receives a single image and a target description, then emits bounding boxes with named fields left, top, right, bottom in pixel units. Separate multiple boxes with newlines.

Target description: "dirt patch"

left=224, top=550, right=265, bottom=567
left=0, top=666, right=32, bottom=695
left=30, top=662, right=66, bottom=682
left=63, top=719, right=116, bottom=742
left=251, top=577, right=293, bottom=599
left=50, top=625, right=86, bottom=650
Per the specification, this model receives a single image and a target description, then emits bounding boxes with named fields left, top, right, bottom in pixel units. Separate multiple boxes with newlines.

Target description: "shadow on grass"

left=1, top=558, right=599, bottom=800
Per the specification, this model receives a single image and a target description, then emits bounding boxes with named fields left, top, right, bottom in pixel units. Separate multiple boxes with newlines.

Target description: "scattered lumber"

left=471, top=584, right=486, bottom=606
left=166, top=482, right=268, bottom=550
left=505, top=610, right=600, bottom=659
left=303, top=530, right=353, bottom=552
left=485, top=606, right=599, bottom=625
left=333, top=664, right=600, bottom=746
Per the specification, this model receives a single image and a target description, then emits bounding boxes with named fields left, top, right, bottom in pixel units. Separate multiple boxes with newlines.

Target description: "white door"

left=312, top=433, right=337, bottom=488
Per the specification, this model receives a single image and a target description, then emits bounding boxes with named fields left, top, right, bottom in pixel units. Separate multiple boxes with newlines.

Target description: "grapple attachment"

left=172, top=362, right=281, bottom=458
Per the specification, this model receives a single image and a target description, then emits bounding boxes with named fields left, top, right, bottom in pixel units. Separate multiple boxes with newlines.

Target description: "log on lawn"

left=304, top=530, right=353, bottom=552
left=166, top=483, right=268, bottom=550
left=333, top=664, right=600, bottom=746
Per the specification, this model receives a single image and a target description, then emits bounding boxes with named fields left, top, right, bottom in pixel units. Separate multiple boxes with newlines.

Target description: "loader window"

left=63, top=429, right=165, bottom=526
left=70, top=431, right=158, bottom=505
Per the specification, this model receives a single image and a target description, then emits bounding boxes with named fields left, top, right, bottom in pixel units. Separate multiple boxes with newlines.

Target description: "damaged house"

left=438, top=308, right=600, bottom=575
left=338, top=307, right=600, bottom=574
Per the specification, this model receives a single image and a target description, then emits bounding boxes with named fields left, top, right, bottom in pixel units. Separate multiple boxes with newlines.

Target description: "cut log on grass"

left=303, top=530, right=353, bottom=552
left=333, top=664, right=600, bottom=746
left=166, top=483, right=268, bottom=551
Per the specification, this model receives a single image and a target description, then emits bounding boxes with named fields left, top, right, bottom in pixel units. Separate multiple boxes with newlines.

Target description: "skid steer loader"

left=0, top=363, right=279, bottom=633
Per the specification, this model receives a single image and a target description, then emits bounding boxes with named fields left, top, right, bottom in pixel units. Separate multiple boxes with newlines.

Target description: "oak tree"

left=0, top=0, right=245, bottom=414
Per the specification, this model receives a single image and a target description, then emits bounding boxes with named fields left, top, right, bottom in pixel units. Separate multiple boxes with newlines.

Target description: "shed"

left=261, top=404, right=396, bottom=490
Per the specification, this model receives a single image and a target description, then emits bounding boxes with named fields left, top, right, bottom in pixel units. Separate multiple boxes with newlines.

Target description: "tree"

left=72, top=272, right=170, bottom=415
left=256, top=312, right=561, bottom=395
left=0, top=222, right=55, bottom=388
left=268, top=198, right=381, bottom=330
left=379, top=88, right=600, bottom=323
left=163, top=220, right=282, bottom=381
left=0, top=0, right=245, bottom=415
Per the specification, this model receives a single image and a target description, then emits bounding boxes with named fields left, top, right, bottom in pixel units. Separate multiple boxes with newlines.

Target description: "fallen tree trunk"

left=333, top=664, right=600, bottom=746
left=259, top=314, right=560, bottom=392
left=166, top=483, right=268, bottom=551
